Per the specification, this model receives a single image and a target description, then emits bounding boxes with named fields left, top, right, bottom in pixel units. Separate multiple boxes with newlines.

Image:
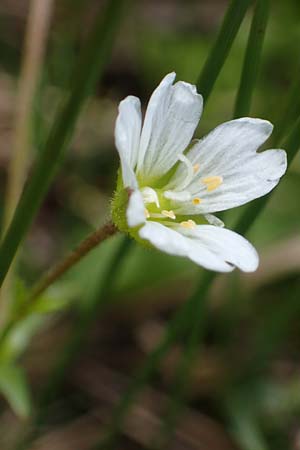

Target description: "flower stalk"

left=0, top=222, right=118, bottom=346
left=28, top=221, right=118, bottom=302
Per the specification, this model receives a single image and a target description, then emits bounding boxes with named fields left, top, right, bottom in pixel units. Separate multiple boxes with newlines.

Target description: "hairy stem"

left=0, top=222, right=118, bottom=345
left=29, top=221, right=118, bottom=301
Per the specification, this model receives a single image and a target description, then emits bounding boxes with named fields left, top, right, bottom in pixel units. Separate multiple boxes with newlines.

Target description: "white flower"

left=113, top=72, right=287, bottom=273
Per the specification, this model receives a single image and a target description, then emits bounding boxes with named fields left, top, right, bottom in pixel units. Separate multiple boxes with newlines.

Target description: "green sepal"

left=111, top=169, right=130, bottom=234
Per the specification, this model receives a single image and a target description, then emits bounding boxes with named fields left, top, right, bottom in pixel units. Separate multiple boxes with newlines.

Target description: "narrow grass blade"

left=92, top=272, right=216, bottom=450
left=0, top=0, right=127, bottom=288
left=273, top=61, right=300, bottom=144
left=151, top=272, right=214, bottom=449
left=196, top=0, right=252, bottom=101
left=154, top=3, right=270, bottom=441
left=0, top=0, right=54, bottom=327
left=225, top=398, right=269, bottom=450
left=3, top=0, right=54, bottom=232
left=245, top=277, right=300, bottom=378
left=233, top=0, right=270, bottom=118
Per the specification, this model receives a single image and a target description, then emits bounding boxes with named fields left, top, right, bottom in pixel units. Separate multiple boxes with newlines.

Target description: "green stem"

left=0, top=0, right=127, bottom=289
left=29, top=222, right=118, bottom=302
left=196, top=0, right=253, bottom=101
left=233, top=0, right=270, bottom=118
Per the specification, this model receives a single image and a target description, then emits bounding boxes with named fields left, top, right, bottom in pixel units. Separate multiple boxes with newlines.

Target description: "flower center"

left=141, top=186, right=176, bottom=221
left=140, top=154, right=223, bottom=230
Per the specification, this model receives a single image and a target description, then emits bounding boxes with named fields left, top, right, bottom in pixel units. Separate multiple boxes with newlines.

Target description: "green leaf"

left=0, top=364, right=32, bottom=418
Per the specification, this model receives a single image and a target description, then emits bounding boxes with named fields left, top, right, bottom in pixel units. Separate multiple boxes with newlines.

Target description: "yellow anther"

left=193, top=163, right=200, bottom=173
left=202, top=175, right=223, bottom=192
left=144, top=208, right=150, bottom=219
left=161, top=209, right=176, bottom=220
left=180, top=219, right=196, bottom=229
left=192, top=197, right=202, bottom=205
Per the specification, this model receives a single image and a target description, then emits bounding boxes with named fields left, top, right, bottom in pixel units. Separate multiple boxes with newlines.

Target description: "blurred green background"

left=0, top=0, right=300, bottom=449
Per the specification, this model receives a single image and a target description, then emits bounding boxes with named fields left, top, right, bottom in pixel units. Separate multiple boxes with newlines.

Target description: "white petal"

left=139, top=221, right=233, bottom=272
left=168, top=118, right=287, bottom=214
left=115, top=96, right=142, bottom=187
left=127, top=190, right=145, bottom=228
left=179, top=225, right=259, bottom=272
left=139, top=221, right=190, bottom=257
left=119, top=158, right=139, bottom=190
left=137, top=74, right=203, bottom=182
left=136, top=73, right=175, bottom=172
left=139, top=222, right=258, bottom=272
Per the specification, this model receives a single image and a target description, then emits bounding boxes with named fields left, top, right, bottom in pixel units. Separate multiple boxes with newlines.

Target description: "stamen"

left=161, top=210, right=176, bottom=220
left=193, top=163, right=200, bottom=173
left=180, top=219, right=196, bottom=229
left=202, top=176, right=223, bottom=192
left=144, top=208, right=150, bottom=219
left=192, top=197, right=202, bottom=205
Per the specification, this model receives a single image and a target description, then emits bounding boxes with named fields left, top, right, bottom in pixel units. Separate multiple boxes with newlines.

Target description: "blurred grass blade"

left=3, top=0, right=54, bottom=232
left=38, top=236, right=132, bottom=412
left=0, top=0, right=127, bottom=288
left=0, top=0, right=54, bottom=328
left=152, top=272, right=214, bottom=448
left=233, top=0, right=269, bottom=118
left=225, top=397, right=268, bottom=450
left=196, top=0, right=252, bottom=101
left=235, top=113, right=300, bottom=236
left=0, top=363, right=32, bottom=418
left=273, top=61, right=300, bottom=144
left=246, top=278, right=300, bottom=377
left=154, top=2, right=270, bottom=439
left=93, top=273, right=215, bottom=450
